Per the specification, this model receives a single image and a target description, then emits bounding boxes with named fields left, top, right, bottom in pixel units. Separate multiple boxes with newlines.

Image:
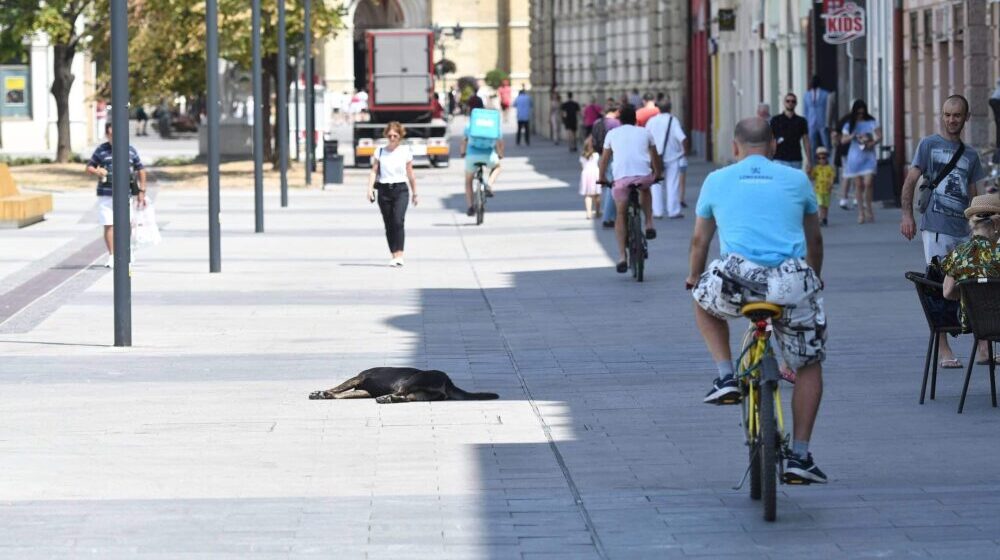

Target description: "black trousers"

left=516, top=120, right=530, bottom=145
left=376, top=182, right=409, bottom=253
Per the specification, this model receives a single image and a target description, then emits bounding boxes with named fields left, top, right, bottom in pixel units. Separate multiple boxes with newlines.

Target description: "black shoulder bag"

left=916, top=141, right=964, bottom=214
left=660, top=115, right=674, bottom=157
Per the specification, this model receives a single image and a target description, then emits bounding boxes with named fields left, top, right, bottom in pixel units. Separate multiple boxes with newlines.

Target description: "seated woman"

left=941, top=193, right=1000, bottom=363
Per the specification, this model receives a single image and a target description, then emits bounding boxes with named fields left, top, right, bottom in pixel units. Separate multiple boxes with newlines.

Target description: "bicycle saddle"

left=740, top=302, right=783, bottom=322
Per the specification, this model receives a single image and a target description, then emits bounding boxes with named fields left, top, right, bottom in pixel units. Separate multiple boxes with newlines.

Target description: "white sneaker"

left=389, top=258, right=400, bottom=267
left=396, top=257, right=404, bottom=267
left=104, top=254, right=114, bottom=269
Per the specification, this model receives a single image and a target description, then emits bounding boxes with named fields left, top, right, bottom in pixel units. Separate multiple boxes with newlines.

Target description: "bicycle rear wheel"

left=628, top=207, right=644, bottom=282
left=759, top=376, right=778, bottom=522
left=475, top=185, right=485, bottom=225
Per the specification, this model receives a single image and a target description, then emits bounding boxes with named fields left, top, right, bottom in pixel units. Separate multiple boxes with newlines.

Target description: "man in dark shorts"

left=769, top=93, right=811, bottom=173
left=561, top=92, right=581, bottom=152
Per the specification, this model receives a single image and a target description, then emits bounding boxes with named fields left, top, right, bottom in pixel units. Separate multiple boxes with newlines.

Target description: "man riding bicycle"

left=461, top=108, right=504, bottom=217
left=687, top=117, right=828, bottom=484
left=597, top=104, right=663, bottom=273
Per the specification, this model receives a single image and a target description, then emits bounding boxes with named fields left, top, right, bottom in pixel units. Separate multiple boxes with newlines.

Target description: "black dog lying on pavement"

left=309, top=367, right=499, bottom=403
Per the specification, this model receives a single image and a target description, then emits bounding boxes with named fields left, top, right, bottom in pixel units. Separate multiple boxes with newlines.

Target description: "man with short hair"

left=598, top=104, right=663, bottom=273
left=770, top=93, right=811, bottom=173
left=560, top=92, right=581, bottom=152
left=86, top=122, right=147, bottom=269
left=900, top=94, right=987, bottom=368
left=513, top=86, right=533, bottom=146
left=646, top=100, right=687, bottom=219
left=687, top=117, right=827, bottom=484
left=803, top=76, right=831, bottom=162
left=636, top=93, right=660, bottom=127
left=756, top=103, right=771, bottom=120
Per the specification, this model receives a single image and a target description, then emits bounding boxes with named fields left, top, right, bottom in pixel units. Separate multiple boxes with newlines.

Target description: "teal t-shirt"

left=696, top=154, right=818, bottom=267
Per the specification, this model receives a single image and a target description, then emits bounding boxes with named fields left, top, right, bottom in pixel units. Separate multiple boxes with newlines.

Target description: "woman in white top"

left=366, top=122, right=418, bottom=266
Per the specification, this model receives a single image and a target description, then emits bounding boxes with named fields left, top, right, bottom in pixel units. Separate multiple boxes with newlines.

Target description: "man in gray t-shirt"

left=900, top=95, right=986, bottom=369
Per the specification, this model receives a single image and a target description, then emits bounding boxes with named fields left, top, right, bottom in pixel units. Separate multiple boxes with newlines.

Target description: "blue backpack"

left=467, top=108, right=501, bottom=150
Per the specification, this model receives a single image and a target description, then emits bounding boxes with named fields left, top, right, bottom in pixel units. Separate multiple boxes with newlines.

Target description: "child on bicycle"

left=579, top=136, right=601, bottom=219
left=810, top=146, right=834, bottom=226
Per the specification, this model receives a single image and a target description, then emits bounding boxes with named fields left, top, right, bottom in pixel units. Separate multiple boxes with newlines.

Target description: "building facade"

left=0, top=32, right=94, bottom=156
left=320, top=0, right=530, bottom=97
left=528, top=0, right=688, bottom=141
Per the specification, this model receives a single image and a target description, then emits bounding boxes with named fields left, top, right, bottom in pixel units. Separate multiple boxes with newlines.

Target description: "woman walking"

left=840, top=100, right=881, bottom=223
left=366, top=122, right=418, bottom=266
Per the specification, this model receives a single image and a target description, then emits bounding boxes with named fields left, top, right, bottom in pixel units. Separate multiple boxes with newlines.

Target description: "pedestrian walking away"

left=135, top=105, right=149, bottom=136
left=579, top=137, right=602, bottom=219
left=597, top=104, right=663, bottom=273
left=900, top=94, right=987, bottom=369
left=803, top=76, right=831, bottom=162
left=513, top=86, right=533, bottom=146
left=582, top=97, right=603, bottom=139
left=635, top=93, right=660, bottom=127
left=646, top=100, right=687, bottom=219
left=688, top=116, right=827, bottom=484
left=591, top=103, right=621, bottom=228
left=85, top=122, right=148, bottom=269
left=561, top=92, right=581, bottom=152
left=832, top=109, right=854, bottom=210
left=549, top=92, right=562, bottom=145
left=770, top=93, right=811, bottom=174
left=839, top=100, right=882, bottom=224
left=366, top=122, right=419, bottom=267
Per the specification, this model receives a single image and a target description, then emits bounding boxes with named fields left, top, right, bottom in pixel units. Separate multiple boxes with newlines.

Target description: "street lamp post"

left=251, top=0, right=264, bottom=233
left=431, top=23, right=463, bottom=96
left=304, top=0, right=313, bottom=186
left=206, top=0, right=221, bottom=272
left=110, top=0, right=131, bottom=346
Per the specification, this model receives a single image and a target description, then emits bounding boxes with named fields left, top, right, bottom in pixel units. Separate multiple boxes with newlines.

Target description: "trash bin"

left=323, top=139, right=343, bottom=185
left=873, top=146, right=898, bottom=207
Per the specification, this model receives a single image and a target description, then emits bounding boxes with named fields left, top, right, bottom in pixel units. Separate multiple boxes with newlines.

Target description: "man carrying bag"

left=900, top=94, right=987, bottom=368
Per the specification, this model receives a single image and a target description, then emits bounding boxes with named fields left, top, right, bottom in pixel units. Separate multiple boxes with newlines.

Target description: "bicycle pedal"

left=715, top=395, right=742, bottom=405
left=781, top=473, right=812, bottom=485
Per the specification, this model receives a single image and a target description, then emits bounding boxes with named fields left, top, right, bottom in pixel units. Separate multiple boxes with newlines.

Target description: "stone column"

left=965, top=0, right=990, bottom=148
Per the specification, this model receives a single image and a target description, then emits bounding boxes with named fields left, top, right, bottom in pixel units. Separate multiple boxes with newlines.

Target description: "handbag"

left=916, top=141, right=964, bottom=214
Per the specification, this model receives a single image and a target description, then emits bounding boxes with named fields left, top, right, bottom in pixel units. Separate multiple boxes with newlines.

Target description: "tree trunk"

left=51, top=44, right=77, bottom=163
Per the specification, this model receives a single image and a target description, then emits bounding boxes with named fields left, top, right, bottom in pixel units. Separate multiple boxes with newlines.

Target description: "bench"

left=0, top=163, right=53, bottom=228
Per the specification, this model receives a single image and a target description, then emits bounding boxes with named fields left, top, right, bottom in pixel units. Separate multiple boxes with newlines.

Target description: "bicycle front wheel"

left=759, top=377, right=778, bottom=522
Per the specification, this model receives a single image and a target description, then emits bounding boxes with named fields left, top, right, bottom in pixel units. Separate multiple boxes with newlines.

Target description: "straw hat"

left=964, top=193, right=1000, bottom=218
left=815, top=146, right=829, bottom=156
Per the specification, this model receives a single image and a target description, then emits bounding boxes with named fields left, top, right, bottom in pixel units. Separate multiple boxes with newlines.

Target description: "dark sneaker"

left=784, top=453, right=828, bottom=484
left=466, top=206, right=475, bottom=217
left=703, top=374, right=741, bottom=404
left=485, top=187, right=495, bottom=198
left=615, top=261, right=628, bottom=273
left=645, top=228, right=657, bottom=240
left=601, top=220, right=615, bottom=229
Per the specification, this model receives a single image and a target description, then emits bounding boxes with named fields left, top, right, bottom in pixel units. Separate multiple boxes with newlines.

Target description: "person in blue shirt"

left=85, top=122, right=147, bottom=268
left=686, top=117, right=828, bottom=484
left=513, top=86, right=533, bottom=146
left=460, top=111, right=505, bottom=216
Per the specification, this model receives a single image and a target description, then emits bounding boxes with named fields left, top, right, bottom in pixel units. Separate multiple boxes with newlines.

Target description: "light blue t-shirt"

left=513, top=93, right=532, bottom=122
left=696, top=155, right=818, bottom=267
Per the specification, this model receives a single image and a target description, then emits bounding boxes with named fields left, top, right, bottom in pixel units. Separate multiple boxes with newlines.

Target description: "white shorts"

left=921, top=230, right=967, bottom=265
left=97, top=196, right=132, bottom=226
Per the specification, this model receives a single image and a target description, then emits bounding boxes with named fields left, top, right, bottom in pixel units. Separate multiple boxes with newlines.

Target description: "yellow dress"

left=810, top=164, right=835, bottom=207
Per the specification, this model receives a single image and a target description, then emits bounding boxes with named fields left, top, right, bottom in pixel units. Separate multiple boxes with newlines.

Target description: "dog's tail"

left=449, top=387, right=500, bottom=401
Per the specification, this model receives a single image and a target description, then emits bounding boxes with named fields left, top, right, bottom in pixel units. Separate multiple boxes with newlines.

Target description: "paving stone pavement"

left=2, top=123, right=999, bottom=559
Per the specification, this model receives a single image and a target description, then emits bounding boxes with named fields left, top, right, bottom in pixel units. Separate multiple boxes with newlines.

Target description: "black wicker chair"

left=957, top=278, right=1000, bottom=413
left=904, top=271, right=964, bottom=404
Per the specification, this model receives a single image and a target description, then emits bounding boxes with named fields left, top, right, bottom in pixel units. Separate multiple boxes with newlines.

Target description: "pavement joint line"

left=0, top=237, right=107, bottom=327
left=450, top=212, right=609, bottom=560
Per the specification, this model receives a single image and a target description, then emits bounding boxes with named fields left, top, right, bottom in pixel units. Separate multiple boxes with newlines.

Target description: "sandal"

left=939, top=358, right=963, bottom=369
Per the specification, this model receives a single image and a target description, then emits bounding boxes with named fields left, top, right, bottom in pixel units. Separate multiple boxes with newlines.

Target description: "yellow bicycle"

left=733, top=302, right=798, bottom=522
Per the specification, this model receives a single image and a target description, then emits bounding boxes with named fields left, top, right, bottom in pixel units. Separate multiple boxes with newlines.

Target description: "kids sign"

left=821, top=0, right=866, bottom=44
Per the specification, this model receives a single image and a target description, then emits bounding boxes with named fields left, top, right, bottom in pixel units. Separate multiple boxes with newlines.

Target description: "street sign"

left=822, top=1, right=865, bottom=44
left=718, top=9, right=736, bottom=32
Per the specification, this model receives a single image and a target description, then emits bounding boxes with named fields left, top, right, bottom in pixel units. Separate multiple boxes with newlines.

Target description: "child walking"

left=579, top=137, right=601, bottom=219
left=810, top=146, right=835, bottom=226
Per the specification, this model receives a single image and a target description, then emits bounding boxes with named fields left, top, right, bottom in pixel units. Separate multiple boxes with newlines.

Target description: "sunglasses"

left=785, top=99, right=797, bottom=104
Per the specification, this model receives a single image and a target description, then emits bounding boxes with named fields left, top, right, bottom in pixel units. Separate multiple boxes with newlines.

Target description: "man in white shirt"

left=645, top=100, right=688, bottom=219
left=597, top=105, right=664, bottom=273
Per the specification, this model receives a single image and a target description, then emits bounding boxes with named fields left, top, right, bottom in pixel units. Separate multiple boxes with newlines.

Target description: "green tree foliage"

left=484, top=68, right=508, bottom=89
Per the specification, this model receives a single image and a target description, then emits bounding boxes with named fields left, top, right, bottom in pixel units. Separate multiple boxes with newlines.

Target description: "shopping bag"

left=133, top=202, right=161, bottom=248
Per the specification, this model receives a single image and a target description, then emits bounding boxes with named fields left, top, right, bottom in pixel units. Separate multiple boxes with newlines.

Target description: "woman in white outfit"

left=366, top=122, right=419, bottom=266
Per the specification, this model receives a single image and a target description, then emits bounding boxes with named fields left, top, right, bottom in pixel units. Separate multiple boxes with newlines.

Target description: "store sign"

left=821, top=0, right=866, bottom=44
left=718, top=9, right=736, bottom=31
